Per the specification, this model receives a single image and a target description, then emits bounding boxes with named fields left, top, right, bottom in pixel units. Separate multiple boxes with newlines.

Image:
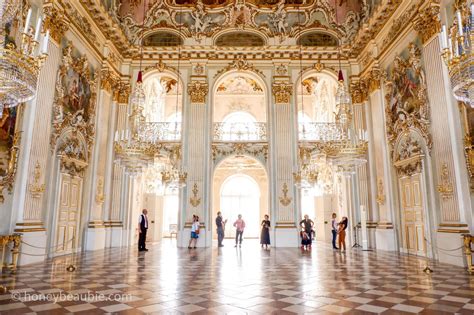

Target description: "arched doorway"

left=212, top=156, right=268, bottom=240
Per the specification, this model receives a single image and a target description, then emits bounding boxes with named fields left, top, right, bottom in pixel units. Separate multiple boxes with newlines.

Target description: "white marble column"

left=271, top=79, right=298, bottom=247
left=421, top=34, right=471, bottom=265
left=12, top=37, right=61, bottom=265
left=180, top=77, right=209, bottom=248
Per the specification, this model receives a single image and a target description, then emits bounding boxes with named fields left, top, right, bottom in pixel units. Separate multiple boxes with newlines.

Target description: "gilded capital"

left=350, top=80, right=368, bottom=104
left=272, top=82, right=293, bottom=104
left=42, top=4, right=69, bottom=44
left=100, top=68, right=120, bottom=94
left=188, top=81, right=209, bottom=104
left=115, top=82, right=131, bottom=104
left=365, top=68, right=382, bottom=95
left=414, top=4, right=441, bottom=45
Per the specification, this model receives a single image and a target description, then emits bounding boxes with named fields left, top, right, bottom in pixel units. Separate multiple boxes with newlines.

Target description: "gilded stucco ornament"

left=29, top=161, right=46, bottom=199
left=0, top=133, right=20, bottom=203
left=437, top=162, right=454, bottom=200
left=42, top=1, right=69, bottom=44
left=215, top=56, right=265, bottom=79
left=272, top=82, right=293, bottom=104
left=57, top=134, right=88, bottom=177
left=384, top=43, right=431, bottom=156
left=190, top=183, right=201, bottom=208
left=51, top=43, right=97, bottom=160
left=188, top=81, right=209, bottom=104
left=414, top=1, right=441, bottom=45
left=393, top=136, right=424, bottom=177
left=279, top=183, right=292, bottom=207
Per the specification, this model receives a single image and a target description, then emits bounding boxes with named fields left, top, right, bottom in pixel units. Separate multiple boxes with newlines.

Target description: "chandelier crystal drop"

left=0, top=0, right=20, bottom=26
left=0, top=8, right=49, bottom=115
left=440, top=2, right=474, bottom=107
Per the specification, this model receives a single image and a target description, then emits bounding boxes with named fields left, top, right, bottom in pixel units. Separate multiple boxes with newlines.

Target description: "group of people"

left=215, top=212, right=271, bottom=249
left=299, top=213, right=348, bottom=251
left=138, top=208, right=348, bottom=252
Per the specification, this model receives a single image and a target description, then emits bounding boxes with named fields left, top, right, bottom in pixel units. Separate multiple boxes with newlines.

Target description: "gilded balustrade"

left=213, top=122, right=267, bottom=142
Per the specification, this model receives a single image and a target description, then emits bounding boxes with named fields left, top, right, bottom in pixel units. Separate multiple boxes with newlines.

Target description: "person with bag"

left=188, top=215, right=200, bottom=249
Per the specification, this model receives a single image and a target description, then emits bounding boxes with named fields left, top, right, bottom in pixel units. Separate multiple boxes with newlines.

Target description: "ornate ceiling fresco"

left=101, top=0, right=379, bottom=47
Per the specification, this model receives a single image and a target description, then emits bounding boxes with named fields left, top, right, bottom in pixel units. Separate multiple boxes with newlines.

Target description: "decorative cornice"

left=272, top=82, right=293, bottom=104
left=187, top=81, right=209, bottom=104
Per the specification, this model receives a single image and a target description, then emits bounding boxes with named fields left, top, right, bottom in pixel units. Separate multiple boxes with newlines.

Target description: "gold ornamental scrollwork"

left=190, top=183, right=201, bottom=208
left=272, top=82, right=293, bottom=104
left=437, top=162, right=454, bottom=200
left=187, top=81, right=209, bottom=104
left=29, top=161, right=46, bottom=199
left=57, top=134, right=88, bottom=177
left=279, top=183, right=292, bottom=207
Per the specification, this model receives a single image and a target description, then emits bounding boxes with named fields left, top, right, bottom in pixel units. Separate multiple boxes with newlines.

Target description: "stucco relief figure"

left=229, top=0, right=252, bottom=27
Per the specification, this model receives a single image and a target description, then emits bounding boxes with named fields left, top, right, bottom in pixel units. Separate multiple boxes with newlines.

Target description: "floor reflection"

left=0, top=239, right=472, bottom=314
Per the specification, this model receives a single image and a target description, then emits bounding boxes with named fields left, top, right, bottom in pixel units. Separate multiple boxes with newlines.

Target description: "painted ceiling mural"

left=101, top=0, right=381, bottom=45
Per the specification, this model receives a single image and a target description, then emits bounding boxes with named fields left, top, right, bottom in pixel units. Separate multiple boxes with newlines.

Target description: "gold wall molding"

left=272, top=82, right=293, bottom=104
left=189, top=183, right=201, bottom=208
left=212, top=142, right=268, bottom=163
left=187, top=81, right=209, bottom=104
left=143, top=60, right=180, bottom=75
left=278, top=183, right=292, bottom=207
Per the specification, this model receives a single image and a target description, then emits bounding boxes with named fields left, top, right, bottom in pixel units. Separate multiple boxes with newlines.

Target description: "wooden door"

left=399, top=173, right=426, bottom=256
left=55, top=174, right=83, bottom=254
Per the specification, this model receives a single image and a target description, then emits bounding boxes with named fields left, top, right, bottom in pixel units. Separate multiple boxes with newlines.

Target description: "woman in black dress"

left=260, top=214, right=271, bottom=249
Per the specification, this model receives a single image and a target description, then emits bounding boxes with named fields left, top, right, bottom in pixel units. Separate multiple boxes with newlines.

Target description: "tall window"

left=220, top=175, right=260, bottom=237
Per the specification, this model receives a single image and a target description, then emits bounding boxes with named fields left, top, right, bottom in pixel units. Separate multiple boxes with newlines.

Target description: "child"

left=188, top=215, right=200, bottom=249
left=300, top=229, right=311, bottom=250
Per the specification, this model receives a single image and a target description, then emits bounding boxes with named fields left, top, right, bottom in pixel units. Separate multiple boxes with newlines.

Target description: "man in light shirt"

left=331, top=212, right=339, bottom=250
left=233, top=214, right=246, bottom=247
left=138, top=209, right=149, bottom=252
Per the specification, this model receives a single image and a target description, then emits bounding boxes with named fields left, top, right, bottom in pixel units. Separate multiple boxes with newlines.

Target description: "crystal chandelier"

left=440, top=2, right=474, bottom=107
left=325, top=71, right=368, bottom=167
left=1, top=0, right=20, bottom=26
left=1, top=7, right=49, bottom=114
left=114, top=71, right=154, bottom=177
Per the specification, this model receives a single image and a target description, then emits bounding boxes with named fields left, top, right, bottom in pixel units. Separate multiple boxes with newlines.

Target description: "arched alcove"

left=215, top=32, right=266, bottom=47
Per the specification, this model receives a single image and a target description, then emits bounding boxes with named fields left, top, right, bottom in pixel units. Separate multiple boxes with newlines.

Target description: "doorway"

left=213, top=156, right=268, bottom=239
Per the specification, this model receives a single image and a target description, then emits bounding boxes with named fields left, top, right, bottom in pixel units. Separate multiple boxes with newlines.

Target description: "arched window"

left=221, top=111, right=259, bottom=141
left=220, top=174, right=260, bottom=237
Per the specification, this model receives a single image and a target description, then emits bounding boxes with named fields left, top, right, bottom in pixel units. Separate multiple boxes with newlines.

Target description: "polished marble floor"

left=0, top=240, right=473, bottom=314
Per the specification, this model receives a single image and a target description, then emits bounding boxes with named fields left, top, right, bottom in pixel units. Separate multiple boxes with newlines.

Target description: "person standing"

left=331, top=213, right=339, bottom=250
left=338, top=216, right=348, bottom=252
left=138, top=209, right=149, bottom=252
left=260, top=214, right=271, bottom=250
left=188, top=215, right=200, bottom=249
left=233, top=214, right=246, bottom=247
left=216, top=211, right=227, bottom=247
left=299, top=214, right=314, bottom=250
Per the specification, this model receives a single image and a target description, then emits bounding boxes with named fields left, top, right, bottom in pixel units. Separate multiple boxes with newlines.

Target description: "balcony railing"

left=298, top=122, right=345, bottom=142
left=138, top=122, right=182, bottom=143
left=213, top=122, right=267, bottom=142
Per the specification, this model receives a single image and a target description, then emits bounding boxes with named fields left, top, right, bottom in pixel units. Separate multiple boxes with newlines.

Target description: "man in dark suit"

left=138, top=209, right=149, bottom=252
